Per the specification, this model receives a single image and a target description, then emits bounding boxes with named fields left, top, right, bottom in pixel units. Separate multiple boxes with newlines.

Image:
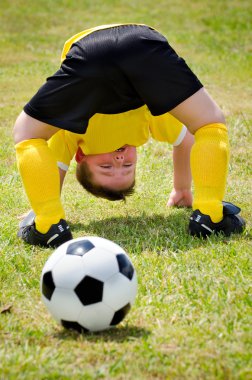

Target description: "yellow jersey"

left=48, top=105, right=186, bottom=171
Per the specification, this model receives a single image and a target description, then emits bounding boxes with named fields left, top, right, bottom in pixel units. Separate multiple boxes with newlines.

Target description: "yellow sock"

left=190, top=123, right=230, bottom=223
left=15, top=139, right=65, bottom=233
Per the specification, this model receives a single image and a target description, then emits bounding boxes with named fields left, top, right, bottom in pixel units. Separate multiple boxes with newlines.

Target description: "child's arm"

left=167, top=129, right=194, bottom=207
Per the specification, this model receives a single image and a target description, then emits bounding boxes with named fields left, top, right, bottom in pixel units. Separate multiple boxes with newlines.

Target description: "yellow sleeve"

left=148, top=112, right=187, bottom=146
left=47, top=130, right=79, bottom=171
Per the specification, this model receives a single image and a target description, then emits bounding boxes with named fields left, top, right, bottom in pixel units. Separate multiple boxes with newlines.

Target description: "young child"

left=18, top=109, right=194, bottom=242
left=14, top=23, right=245, bottom=247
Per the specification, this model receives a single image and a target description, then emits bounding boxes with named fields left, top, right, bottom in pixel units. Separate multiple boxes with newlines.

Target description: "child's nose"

left=114, top=153, right=124, bottom=161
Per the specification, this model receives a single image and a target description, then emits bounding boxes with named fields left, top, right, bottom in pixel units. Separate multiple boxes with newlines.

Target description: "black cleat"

left=19, top=218, right=73, bottom=248
left=189, top=202, right=246, bottom=238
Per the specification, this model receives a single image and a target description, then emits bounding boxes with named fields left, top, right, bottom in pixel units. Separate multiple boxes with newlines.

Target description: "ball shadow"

left=54, top=324, right=151, bottom=342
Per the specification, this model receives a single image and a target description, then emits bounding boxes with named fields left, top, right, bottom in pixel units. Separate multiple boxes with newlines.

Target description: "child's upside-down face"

left=77, top=145, right=137, bottom=190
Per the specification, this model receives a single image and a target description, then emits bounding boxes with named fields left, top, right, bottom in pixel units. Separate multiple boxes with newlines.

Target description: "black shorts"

left=24, top=24, right=203, bottom=134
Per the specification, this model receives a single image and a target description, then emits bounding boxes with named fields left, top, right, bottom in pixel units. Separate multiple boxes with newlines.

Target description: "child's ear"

left=75, top=147, right=85, bottom=163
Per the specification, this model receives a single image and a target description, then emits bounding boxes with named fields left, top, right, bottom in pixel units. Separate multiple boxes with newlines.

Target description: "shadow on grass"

left=68, top=210, right=234, bottom=254
left=68, top=211, right=251, bottom=254
left=54, top=324, right=151, bottom=342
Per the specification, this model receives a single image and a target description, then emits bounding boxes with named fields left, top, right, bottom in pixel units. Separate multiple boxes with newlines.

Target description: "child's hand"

left=167, top=188, right=193, bottom=208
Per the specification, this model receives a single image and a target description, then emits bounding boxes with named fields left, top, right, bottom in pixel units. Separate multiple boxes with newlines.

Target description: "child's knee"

left=13, top=111, right=59, bottom=144
left=213, top=107, right=226, bottom=125
left=192, top=108, right=226, bottom=135
left=13, top=112, right=28, bottom=144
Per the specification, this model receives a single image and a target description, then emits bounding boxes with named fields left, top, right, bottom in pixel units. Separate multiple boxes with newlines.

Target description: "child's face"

left=77, top=145, right=137, bottom=190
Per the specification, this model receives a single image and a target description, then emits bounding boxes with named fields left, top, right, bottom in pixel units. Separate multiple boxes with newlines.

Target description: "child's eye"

left=123, top=164, right=133, bottom=167
left=100, top=165, right=112, bottom=169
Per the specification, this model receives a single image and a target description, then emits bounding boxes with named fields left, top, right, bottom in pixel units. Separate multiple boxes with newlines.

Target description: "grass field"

left=0, top=0, right=251, bottom=379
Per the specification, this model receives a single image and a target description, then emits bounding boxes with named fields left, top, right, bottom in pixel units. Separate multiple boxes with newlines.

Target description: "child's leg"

left=169, top=88, right=228, bottom=223
left=14, top=112, right=65, bottom=233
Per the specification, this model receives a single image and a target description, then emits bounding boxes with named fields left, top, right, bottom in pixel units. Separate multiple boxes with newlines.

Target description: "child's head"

left=75, top=146, right=137, bottom=201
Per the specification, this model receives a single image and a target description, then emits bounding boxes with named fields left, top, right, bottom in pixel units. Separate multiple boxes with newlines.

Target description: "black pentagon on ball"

left=75, top=276, right=104, bottom=305
left=116, top=254, right=134, bottom=280
left=66, top=240, right=95, bottom=256
left=61, top=320, right=89, bottom=333
left=42, top=271, right=55, bottom=300
left=110, top=303, right=131, bottom=326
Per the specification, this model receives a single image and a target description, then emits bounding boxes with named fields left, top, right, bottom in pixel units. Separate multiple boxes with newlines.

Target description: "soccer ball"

left=40, top=236, right=137, bottom=332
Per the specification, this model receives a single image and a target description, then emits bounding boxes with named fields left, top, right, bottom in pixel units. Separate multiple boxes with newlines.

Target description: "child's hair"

left=76, top=161, right=135, bottom=201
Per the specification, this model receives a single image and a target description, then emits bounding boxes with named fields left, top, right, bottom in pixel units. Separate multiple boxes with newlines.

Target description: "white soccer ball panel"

left=41, top=296, right=61, bottom=323
left=78, top=303, right=115, bottom=332
left=103, top=272, right=137, bottom=310
left=81, top=248, right=119, bottom=282
left=51, top=254, right=86, bottom=288
left=41, top=247, right=66, bottom=274
left=43, top=288, right=82, bottom=321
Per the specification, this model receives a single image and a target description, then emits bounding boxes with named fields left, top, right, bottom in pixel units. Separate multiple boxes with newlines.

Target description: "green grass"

left=0, top=1, right=251, bottom=379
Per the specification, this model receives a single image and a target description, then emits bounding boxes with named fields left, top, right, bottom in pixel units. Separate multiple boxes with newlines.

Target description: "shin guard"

left=16, top=139, right=65, bottom=233
left=190, top=123, right=229, bottom=223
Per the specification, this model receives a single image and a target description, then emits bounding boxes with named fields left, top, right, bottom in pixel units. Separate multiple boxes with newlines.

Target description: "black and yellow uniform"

left=48, top=106, right=186, bottom=170
left=16, top=23, right=237, bottom=239
left=24, top=24, right=203, bottom=133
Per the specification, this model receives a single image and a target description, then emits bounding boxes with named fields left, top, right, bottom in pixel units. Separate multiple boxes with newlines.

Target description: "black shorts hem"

left=149, top=83, right=204, bottom=116
left=23, top=104, right=88, bottom=134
